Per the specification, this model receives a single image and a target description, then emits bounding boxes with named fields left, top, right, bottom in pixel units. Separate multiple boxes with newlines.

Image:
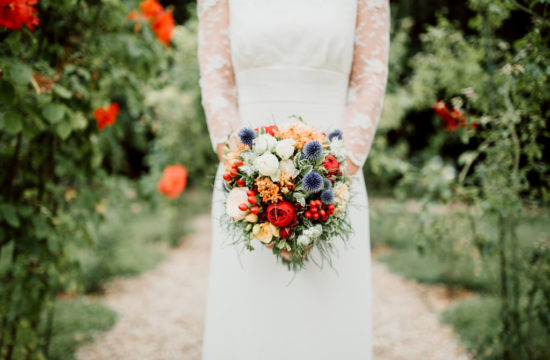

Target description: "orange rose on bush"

left=157, top=164, right=188, bottom=199
left=94, top=103, right=120, bottom=130
left=266, top=201, right=296, bottom=227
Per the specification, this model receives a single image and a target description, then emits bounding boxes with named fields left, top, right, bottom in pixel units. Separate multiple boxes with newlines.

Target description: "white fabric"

left=198, top=1, right=389, bottom=359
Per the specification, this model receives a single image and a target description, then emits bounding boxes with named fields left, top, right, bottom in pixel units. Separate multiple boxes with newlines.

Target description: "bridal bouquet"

left=221, top=119, right=352, bottom=270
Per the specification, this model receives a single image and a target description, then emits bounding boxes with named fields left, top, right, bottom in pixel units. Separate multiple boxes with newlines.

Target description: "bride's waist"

left=235, top=67, right=349, bottom=106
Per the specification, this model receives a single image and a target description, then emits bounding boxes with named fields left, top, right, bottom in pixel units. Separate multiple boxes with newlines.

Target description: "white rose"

left=253, top=134, right=276, bottom=154
left=275, top=139, right=296, bottom=160
left=297, top=235, right=311, bottom=246
left=226, top=187, right=249, bottom=220
left=279, top=159, right=296, bottom=177
left=253, top=153, right=279, bottom=177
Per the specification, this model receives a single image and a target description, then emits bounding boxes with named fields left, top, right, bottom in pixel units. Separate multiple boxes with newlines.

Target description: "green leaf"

left=42, top=103, right=65, bottom=124
left=56, top=121, right=72, bottom=140
left=0, top=241, right=15, bottom=277
left=71, top=112, right=88, bottom=130
left=8, top=62, right=32, bottom=85
left=4, top=111, right=23, bottom=135
left=52, top=84, right=72, bottom=99
left=0, top=80, right=15, bottom=106
left=0, top=204, right=20, bottom=228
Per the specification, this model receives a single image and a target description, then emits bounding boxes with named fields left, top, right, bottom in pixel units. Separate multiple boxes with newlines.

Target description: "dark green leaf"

left=4, top=111, right=23, bottom=135
left=0, top=80, right=15, bottom=106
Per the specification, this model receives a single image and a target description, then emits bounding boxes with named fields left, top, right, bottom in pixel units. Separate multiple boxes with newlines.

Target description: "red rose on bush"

left=94, top=103, right=120, bottom=130
left=266, top=201, right=296, bottom=227
left=139, top=0, right=162, bottom=18
left=152, top=10, right=174, bottom=46
left=157, top=164, right=187, bottom=199
left=323, top=154, right=340, bottom=175
left=0, top=0, right=40, bottom=31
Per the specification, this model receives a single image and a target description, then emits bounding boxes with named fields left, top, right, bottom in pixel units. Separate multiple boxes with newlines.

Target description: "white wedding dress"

left=197, top=0, right=389, bottom=358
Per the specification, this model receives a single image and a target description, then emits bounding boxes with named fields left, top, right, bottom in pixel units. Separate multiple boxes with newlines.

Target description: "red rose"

left=323, top=154, right=340, bottom=175
left=0, top=0, right=40, bottom=31
left=266, top=201, right=296, bottom=227
left=280, top=227, right=292, bottom=239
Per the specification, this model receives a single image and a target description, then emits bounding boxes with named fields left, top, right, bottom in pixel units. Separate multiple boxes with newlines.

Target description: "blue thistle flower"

left=320, top=190, right=334, bottom=204
left=303, top=171, right=323, bottom=193
left=323, top=178, right=332, bottom=190
left=328, top=129, right=343, bottom=141
left=238, top=128, right=256, bottom=146
left=302, top=141, right=323, bottom=161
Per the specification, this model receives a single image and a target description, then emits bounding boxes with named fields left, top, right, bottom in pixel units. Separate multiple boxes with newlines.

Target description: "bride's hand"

left=216, top=136, right=239, bottom=165
left=345, top=157, right=361, bottom=181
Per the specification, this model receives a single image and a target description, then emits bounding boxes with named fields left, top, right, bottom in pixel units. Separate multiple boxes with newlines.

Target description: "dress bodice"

left=198, top=0, right=390, bottom=167
left=228, top=0, right=357, bottom=76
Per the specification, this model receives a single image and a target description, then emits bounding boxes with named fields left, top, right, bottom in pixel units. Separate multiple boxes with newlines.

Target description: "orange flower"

left=127, top=9, right=140, bottom=20
left=139, top=0, right=163, bottom=18
left=275, top=123, right=325, bottom=149
left=151, top=10, right=174, bottom=46
left=0, top=0, right=40, bottom=30
left=255, top=177, right=282, bottom=204
left=157, top=164, right=188, bottom=199
left=94, top=103, right=120, bottom=131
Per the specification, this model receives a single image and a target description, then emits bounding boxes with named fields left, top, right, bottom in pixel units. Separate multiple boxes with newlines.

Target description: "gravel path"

left=76, top=215, right=470, bottom=360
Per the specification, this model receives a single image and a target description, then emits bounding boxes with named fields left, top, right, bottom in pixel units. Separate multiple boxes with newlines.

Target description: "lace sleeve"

left=197, top=0, right=240, bottom=151
left=344, top=0, right=390, bottom=167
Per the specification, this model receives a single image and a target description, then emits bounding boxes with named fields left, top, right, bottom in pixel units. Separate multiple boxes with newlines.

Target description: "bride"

left=197, top=0, right=389, bottom=358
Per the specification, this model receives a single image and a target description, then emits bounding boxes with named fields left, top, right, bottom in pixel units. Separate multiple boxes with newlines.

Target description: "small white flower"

left=329, top=139, right=348, bottom=161
left=253, top=134, right=277, bottom=154
left=304, top=225, right=323, bottom=239
left=442, top=165, right=456, bottom=183
left=253, top=153, right=279, bottom=177
left=279, top=159, right=296, bottom=177
left=297, top=235, right=311, bottom=246
left=226, top=187, right=249, bottom=220
left=275, top=139, right=296, bottom=160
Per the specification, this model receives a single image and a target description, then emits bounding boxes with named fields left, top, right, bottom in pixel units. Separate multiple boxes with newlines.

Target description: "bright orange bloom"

left=94, top=103, right=120, bottom=131
left=152, top=10, right=174, bottom=46
left=139, top=0, right=163, bottom=18
left=0, top=0, right=39, bottom=30
left=157, top=164, right=188, bottom=199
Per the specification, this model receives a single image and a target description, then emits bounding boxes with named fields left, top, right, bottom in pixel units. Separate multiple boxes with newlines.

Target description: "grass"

left=370, top=197, right=550, bottom=359
left=442, top=296, right=502, bottom=359
left=48, top=298, right=117, bottom=360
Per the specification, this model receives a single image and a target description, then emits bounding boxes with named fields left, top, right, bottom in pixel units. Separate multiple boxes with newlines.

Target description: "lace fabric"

left=197, top=0, right=240, bottom=150
left=344, top=0, right=390, bottom=166
left=197, top=0, right=390, bottom=167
